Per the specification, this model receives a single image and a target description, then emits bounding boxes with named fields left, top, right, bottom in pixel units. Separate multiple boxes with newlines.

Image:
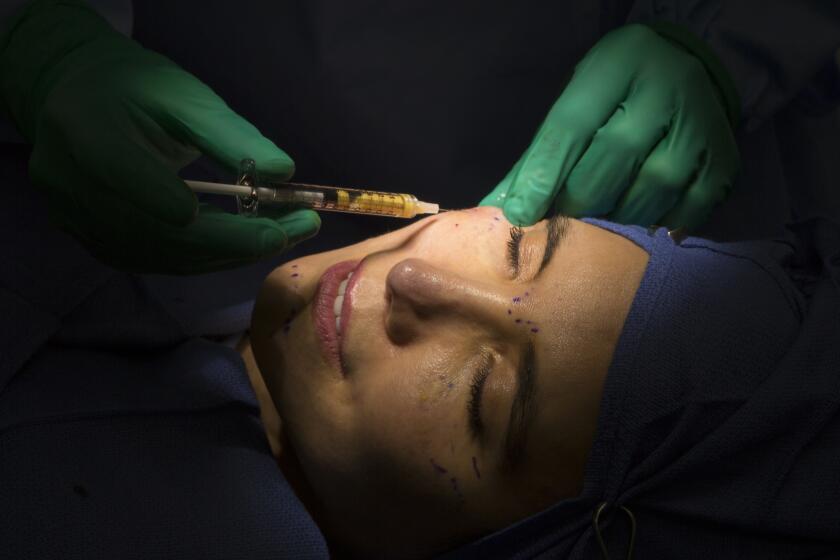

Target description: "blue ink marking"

left=472, top=456, right=481, bottom=479
left=531, top=327, right=539, bottom=333
left=430, top=458, right=448, bottom=475
left=447, top=382, right=455, bottom=390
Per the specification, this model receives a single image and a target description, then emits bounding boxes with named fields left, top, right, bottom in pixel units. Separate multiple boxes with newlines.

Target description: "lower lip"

left=313, top=260, right=360, bottom=374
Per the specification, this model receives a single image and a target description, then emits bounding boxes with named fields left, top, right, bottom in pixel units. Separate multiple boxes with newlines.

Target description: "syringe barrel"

left=255, top=183, right=421, bottom=218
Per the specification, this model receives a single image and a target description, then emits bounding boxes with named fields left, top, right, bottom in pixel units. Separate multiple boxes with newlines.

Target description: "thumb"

left=479, top=160, right=520, bottom=209
left=260, top=208, right=322, bottom=251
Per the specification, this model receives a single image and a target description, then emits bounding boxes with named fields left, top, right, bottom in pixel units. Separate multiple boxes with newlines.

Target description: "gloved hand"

left=0, top=0, right=319, bottom=274
left=481, top=24, right=740, bottom=230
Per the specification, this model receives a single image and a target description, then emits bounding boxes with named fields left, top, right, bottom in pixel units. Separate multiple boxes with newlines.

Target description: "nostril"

left=385, top=286, right=421, bottom=345
left=384, top=258, right=447, bottom=344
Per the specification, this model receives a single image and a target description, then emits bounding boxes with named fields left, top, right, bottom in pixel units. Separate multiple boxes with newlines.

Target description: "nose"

left=384, top=258, right=513, bottom=344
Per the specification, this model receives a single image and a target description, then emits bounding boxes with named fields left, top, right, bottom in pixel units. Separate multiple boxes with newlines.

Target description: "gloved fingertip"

left=258, top=157, right=296, bottom=181
left=261, top=228, right=289, bottom=254
left=478, top=193, right=503, bottom=208
left=279, top=210, right=321, bottom=243
left=502, top=201, right=537, bottom=227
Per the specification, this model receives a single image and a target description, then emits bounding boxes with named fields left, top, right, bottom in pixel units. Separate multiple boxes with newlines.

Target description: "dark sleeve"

left=628, top=0, right=840, bottom=130
left=0, top=0, right=132, bottom=142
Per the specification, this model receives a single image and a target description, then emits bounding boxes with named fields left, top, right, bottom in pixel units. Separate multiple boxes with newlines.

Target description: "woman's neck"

left=238, top=335, right=328, bottom=531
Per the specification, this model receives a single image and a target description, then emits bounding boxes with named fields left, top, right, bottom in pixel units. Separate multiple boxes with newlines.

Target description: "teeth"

left=332, top=271, right=353, bottom=336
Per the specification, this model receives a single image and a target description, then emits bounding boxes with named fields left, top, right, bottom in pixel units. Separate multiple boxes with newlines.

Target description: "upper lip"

left=312, top=259, right=363, bottom=375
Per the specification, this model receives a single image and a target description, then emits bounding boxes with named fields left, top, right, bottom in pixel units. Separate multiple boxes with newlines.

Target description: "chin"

left=250, top=269, right=297, bottom=406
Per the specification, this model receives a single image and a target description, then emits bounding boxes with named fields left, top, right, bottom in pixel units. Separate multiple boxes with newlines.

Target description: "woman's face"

left=251, top=207, right=648, bottom=557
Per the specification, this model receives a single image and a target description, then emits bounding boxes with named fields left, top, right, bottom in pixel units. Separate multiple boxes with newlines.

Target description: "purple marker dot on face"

left=526, top=320, right=532, bottom=324
left=525, top=291, right=530, bottom=297
left=531, top=327, right=539, bottom=333
left=515, top=318, right=522, bottom=324
left=430, top=458, right=448, bottom=475
left=493, top=216, right=500, bottom=221
left=507, top=309, right=512, bottom=315
left=512, top=296, right=521, bottom=303
left=291, top=273, right=299, bottom=278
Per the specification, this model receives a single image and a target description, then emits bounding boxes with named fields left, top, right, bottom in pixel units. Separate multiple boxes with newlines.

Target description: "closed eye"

left=467, top=351, right=494, bottom=441
left=507, top=226, right=524, bottom=276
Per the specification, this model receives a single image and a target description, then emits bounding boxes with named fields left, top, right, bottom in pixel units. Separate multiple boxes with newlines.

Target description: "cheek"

left=353, top=346, right=466, bottom=467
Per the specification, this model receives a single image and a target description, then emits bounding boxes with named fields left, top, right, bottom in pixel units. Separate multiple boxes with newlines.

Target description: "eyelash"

left=507, top=226, right=524, bottom=275
left=468, top=353, right=493, bottom=441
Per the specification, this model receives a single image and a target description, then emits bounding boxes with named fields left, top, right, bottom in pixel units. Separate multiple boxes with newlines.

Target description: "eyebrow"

left=502, top=340, right=537, bottom=471
left=536, top=213, right=570, bottom=278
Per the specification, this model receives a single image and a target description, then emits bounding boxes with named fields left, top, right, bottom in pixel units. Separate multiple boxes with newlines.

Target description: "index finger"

left=151, top=69, right=296, bottom=181
left=502, top=35, right=638, bottom=225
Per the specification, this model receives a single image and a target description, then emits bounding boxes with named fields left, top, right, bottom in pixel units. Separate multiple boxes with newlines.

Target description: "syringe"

left=186, top=179, right=440, bottom=218
left=187, top=158, right=440, bottom=219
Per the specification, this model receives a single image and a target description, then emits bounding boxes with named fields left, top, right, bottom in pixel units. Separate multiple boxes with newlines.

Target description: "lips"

left=313, top=260, right=362, bottom=374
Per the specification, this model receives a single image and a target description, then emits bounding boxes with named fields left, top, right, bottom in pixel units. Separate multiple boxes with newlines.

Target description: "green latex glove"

left=0, top=0, right=319, bottom=274
left=481, top=24, right=740, bottom=230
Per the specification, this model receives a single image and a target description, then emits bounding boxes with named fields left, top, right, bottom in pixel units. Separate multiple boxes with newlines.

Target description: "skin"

left=250, top=207, right=648, bottom=558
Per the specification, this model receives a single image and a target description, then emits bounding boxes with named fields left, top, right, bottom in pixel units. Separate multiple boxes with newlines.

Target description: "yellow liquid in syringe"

left=334, top=190, right=420, bottom=217
left=260, top=183, right=440, bottom=218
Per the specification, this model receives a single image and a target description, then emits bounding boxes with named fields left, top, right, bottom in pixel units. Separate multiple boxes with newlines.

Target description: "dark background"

left=129, top=1, right=840, bottom=322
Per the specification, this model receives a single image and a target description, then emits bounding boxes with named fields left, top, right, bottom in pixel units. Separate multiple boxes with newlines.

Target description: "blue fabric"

left=0, top=145, right=328, bottom=559
left=443, top=219, right=840, bottom=559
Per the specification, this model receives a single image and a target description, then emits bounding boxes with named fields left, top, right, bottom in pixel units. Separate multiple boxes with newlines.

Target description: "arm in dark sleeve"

left=628, top=0, right=840, bottom=130
left=0, top=0, right=132, bottom=142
